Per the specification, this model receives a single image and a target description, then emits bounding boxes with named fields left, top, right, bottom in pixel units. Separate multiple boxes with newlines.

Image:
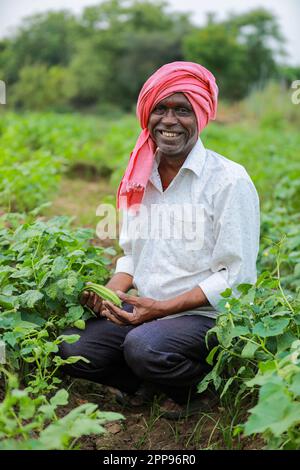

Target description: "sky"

left=0, top=0, right=299, bottom=65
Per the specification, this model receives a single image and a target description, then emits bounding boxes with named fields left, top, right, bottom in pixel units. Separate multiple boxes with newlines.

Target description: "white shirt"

left=115, top=138, right=260, bottom=319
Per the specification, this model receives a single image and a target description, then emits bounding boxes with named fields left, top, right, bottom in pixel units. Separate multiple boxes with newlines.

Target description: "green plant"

left=0, top=370, right=123, bottom=450
left=0, top=214, right=112, bottom=377
left=243, top=339, right=300, bottom=449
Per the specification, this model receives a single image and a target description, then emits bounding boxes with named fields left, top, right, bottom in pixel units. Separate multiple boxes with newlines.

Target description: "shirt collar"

left=149, top=138, right=206, bottom=189
left=179, top=138, right=206, bottom=177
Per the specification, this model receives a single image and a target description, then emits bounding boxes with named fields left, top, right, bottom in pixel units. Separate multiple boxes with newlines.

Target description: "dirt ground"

left=60, top=378, right=263, bottom=451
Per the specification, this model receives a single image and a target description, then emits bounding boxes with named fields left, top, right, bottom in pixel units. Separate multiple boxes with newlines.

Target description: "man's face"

left=148, top=93, right=198, bottom=158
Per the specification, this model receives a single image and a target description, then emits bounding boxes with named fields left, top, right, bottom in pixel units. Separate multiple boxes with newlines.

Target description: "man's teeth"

left=161, top=131, right=180, bottom=137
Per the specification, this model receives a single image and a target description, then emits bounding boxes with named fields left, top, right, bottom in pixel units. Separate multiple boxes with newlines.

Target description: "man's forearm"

left=105, top=272, right=134, bottom=293
left=156, top=286, right=209, bottom=318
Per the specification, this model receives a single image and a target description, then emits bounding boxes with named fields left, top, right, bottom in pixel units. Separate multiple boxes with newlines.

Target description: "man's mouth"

left=159, top=130, right=182, bottom=138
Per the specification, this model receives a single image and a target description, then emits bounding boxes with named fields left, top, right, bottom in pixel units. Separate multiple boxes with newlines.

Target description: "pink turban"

left=117, top=61, right=218, bottom=211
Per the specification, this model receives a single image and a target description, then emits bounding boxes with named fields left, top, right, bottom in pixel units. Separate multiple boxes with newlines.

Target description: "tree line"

left=0, top=0, right=299, bottom=112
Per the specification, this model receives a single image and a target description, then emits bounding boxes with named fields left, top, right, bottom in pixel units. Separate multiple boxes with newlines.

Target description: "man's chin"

left=157, top=143, right=185, bottom=156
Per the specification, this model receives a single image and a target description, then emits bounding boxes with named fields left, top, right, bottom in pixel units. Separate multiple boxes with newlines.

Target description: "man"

left=60, top=62, right=260, bottom=418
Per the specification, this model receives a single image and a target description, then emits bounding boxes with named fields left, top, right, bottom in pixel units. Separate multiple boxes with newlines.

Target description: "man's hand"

left=102, top=291, right=161, bottom=325
left=80, top=290, right=110, bottom=318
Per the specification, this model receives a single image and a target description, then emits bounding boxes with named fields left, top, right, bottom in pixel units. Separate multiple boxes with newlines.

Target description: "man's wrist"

left=153, top=299, right=172, bottom=318
left=153, top=287, right=209, bottom=318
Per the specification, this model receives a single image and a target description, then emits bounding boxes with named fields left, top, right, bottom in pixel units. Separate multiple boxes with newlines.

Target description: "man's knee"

left=123, top=329, right=156, bottom=379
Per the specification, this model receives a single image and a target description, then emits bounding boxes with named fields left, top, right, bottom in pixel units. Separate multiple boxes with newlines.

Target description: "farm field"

left=0, top=86, right=300, bottom=450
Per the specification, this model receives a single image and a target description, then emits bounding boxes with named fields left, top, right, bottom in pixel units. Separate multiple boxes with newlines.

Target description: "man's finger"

left=86, top=292, right=95, bottom=309
left=104, top=301, right=132, bottom=322
left=94, top=298, right=103, bottom=314
left=103, top=308, right=126, bottom=325
left=116, top=290, right=138, bottom=304
left=92, top=293, right=100, bottom=308
left=80, top=291, right=89, bottom=305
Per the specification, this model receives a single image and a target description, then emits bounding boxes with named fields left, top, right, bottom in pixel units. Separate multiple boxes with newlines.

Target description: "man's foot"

left=106, top=383, right=160, bottom=408
left=159, top=391, right=219, bottom=420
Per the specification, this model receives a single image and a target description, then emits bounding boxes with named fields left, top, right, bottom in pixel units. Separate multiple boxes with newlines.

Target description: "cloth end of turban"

left=117, top=182, right=145, bottom=213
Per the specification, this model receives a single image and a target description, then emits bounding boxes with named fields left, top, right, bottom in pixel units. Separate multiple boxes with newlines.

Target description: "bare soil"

left=60, top=378, right=263, bottom=451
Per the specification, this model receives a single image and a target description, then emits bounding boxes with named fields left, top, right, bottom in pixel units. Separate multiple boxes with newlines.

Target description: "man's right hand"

left=80, top=290, right=106, bottom=317
left=80, top=273, right=134, bottom=318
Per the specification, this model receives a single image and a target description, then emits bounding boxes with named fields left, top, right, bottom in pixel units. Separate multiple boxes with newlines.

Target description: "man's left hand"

left=102, top=291, right=161, bottom=325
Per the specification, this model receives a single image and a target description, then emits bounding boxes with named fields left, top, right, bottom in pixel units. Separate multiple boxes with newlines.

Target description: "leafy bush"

left=198, top=173, right=300, bottom=448
left=11, top=65, right=76, bottom=111
left=0, top=372, right=123, bottom=450
left=0, top=214, right=112, bottom=378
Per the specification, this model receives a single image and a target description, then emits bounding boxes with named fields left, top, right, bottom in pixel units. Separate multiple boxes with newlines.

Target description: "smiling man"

left=60, top=62, right=260, bottom=419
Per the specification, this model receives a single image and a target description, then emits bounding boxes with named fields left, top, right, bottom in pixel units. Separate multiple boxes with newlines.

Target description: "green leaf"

left=66, top=305, right=84, bottom=322
left=20, top=290, right=44, bottom=308
left=290, top=373, right=300, bottom=396
left=74, top=319, right=85, bottom=330
left=50, top=389, right=69, bottom=406
left=244, top=382, right=300, bottom=437
left=241, top=341, right=260, bottom=358
left=237, top=283, right=253, bottom=295
left=206, top=345, right=220, bottom=366
left=68, top=419, right=106, bottom=438
left=253, top=317, right=290, bottom=338
left=277, top=331, right=298, bottom=353
left=21, top=311, right=46, bottom=327
left=220, top=288, right=232, bottom=298
left=10, top=267, right=32, bottom=279
left=52, top=256, right=67, bottom=276
left=197, top=370, right=214, bottom=393
left=44, top=342, right=59, bottom=354
left=220, top=376, right=235, bottom=398
left=0, top=295, right=18, bottom=310
left=45, top=283, right=58, bottom=300
left=19, top=398, right=36, bottom=420
left=56, top=334, right=80, bottom=344
left=231, top=325, right=250, bottom=338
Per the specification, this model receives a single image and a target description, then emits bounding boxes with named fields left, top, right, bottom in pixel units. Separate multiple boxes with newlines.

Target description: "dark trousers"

left=59, top=304, right=216, bottom=404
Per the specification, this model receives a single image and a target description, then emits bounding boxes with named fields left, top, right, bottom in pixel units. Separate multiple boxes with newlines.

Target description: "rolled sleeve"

left=199, top=271, right=230, bottom=310
left=115, top=255, right=134, bottom=276
left=199, top=176, right=260, bottom=311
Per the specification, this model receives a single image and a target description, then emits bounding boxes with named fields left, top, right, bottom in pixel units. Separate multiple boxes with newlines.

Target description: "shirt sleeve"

left=114, top=211, right=135, bottom=276
left=198, top=176, right=260, bottom=310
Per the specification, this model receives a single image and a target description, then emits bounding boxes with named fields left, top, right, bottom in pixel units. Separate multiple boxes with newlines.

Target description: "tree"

left=183, top=8, right=285, bottom=100
left=1, top=11, right=81, bottom=83
left=70, top=0, right=191, bottom=109
left=11, top=65, right=76, bottom=111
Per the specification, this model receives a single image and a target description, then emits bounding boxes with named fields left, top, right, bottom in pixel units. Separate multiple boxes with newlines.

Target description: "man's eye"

left=176, top=107, right=190, bottom=115
left=153, top=106, right=165, bottom=114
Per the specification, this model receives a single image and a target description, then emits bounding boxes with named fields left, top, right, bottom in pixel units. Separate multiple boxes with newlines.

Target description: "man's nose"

left=161, top=109, right=177, bottom=125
